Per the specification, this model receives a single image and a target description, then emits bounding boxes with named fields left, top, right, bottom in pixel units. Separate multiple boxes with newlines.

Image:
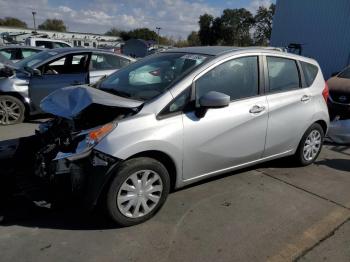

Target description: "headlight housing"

left=86, top=122, right=116, bottom=148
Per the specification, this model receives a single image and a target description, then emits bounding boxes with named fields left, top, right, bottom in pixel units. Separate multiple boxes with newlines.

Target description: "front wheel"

left=294, top=123, right=324, bottom=166
left=106, top=157, right=170, bottom=226
left=0, top=95, right=25, bottom=125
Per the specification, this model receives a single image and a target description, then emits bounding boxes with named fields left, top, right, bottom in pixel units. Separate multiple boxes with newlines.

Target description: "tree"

left=105, top=27, right=121, bottom=36
left=187, top=31, right=200, bottom=46
left=253, top=4, right=276, bottom=45
left=220, top=8, right=254, bottom=46
left=38, top=19, right=67, bottom=32
left=198, top=14, right=215, bottom=45
left=0, top=17, right=27, bottom=28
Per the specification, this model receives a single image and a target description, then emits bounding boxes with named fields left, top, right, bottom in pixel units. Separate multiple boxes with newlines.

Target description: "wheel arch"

left=126, top=150, right=178, bottom=191
left=0, top=91, right=30, bottom=116
left=314, top=119, right=328, bottom=135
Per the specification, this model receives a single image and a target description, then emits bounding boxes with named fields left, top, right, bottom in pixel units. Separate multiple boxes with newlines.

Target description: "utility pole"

left=32, top=11, right=37, bottom=33
left=156, top=27, right=162, bottom=47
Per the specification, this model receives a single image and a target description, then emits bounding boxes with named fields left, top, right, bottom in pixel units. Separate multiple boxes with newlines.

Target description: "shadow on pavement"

left=315, top=158, right=350, bottom=172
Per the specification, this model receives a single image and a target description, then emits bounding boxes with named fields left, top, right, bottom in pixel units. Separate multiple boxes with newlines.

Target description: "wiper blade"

left=102, top=88, right=132, bottom=98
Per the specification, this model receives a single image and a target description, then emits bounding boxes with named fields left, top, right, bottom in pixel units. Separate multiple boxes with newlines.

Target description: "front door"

left=29, top=52, right=90, bottom=111
left=182, top=55, right=268, bottom=181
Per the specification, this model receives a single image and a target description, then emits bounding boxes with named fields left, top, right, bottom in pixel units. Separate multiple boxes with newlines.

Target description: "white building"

left=0, top=26, right=122, bottom=48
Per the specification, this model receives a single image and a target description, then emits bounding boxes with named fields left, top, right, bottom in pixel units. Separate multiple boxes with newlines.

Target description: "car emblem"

left=339, top=95, right=347, bottom=102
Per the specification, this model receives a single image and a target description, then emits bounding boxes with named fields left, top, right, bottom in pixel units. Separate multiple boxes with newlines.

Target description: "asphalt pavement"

left=0, top=121, right=349, bottom=262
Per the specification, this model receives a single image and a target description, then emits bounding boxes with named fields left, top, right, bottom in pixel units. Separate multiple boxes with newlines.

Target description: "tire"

left=294, top=123, right=324, bottom=166
left=0, top=95, right=25, bottom=125
left=106, top=157, right=170, bottom=226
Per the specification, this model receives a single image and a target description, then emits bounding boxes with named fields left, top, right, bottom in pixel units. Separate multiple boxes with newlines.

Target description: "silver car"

left=0, top=48, right=135, bottom=125
left=22, top=47, right=330, bottom=226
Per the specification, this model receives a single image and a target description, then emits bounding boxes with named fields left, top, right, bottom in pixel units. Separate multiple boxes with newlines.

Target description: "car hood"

left=40, top=85, right=143, bottom=119
left=328, top=77, right=350, bottom=94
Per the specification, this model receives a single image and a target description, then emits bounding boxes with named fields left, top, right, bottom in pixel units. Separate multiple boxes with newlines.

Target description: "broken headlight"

left=85, top=122, right=117, bottom=148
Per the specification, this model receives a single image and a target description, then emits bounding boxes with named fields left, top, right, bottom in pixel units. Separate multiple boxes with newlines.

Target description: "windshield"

left=16, top=50, right=58, bottom=69
left=99, top=52, right=209, bottom=101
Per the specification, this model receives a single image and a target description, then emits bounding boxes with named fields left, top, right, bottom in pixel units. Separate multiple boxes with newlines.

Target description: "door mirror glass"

left=199, top=91, right=230, bottom=108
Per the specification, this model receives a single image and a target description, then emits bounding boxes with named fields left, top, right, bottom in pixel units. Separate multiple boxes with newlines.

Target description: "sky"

left=0, top=0, right=275, bottom=38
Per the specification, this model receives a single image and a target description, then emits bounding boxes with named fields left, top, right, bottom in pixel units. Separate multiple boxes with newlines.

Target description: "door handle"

left=301, top=95, right=311, bottom=102
left=249, top=105, right=266, bottom=114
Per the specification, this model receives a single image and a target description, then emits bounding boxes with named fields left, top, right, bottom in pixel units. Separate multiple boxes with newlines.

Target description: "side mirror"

left=196, top=91, right=230, bottom=118
left=32, top=69, right=42, bottom=76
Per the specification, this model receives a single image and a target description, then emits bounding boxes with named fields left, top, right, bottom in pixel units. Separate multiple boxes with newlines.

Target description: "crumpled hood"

left=40, top=85, right=143, bottom=119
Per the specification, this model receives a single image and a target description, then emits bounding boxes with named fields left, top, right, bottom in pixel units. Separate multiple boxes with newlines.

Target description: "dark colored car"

left=327, top=66, right=350, bottom=120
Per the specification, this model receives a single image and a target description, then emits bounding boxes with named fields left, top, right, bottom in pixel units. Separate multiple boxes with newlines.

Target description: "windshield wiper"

left=102, top=88, right=132, bottom=98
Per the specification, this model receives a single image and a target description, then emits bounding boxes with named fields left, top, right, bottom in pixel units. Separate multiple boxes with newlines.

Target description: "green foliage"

left=0, top=17, right=27, bottom=28
left=196, top=4, right=275, bottom=47
left=221, top=8, right=254, bottom=46
left=105, top=27, right=121, bottom=36
left=187, top=31, right=200, bottom=46
left=38, top=19, right=67, bottom=32
left=253, top=4, right=276, bottom=46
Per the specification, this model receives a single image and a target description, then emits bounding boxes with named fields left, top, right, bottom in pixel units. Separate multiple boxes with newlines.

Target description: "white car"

left=25, top=37, right=72, bottom=49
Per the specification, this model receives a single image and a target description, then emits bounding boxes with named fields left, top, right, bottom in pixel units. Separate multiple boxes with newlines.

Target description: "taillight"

left=149, top=69, right=161, bottom=76
left=322, top=82, right=329, bottom=103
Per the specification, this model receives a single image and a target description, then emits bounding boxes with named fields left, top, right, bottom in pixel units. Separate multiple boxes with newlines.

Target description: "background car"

left=0, top=46, right=44, bottom=63
left=327, top=66, right=350, bottom=120
left=25, top=37, right=72, bottom=49
left=0, top=48, right=136, bottom=125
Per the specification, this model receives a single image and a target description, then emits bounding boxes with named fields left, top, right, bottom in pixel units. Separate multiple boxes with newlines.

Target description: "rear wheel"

left=106, top=157, right=170, bottom=226
left=0, top=95, right=25, bottom=125
left=294, top=123, right=324, bottom=166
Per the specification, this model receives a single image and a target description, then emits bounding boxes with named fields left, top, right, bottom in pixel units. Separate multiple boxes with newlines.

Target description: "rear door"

left=263, top=55, right=314, bottom=157
left=90, top=53, right=132, bottom=83
left=29, top=52, right=90, bottom=111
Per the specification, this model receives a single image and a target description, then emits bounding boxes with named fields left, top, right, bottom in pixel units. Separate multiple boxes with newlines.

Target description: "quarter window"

left=267, top=56, right=300, bottom=92
left=300, top=61, right=318, bottom=86
left=195, top=56, right=259, bottom=102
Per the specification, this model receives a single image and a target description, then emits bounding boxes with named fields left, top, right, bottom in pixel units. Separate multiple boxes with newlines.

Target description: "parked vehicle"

left=7, top=47, right=329, bottom=226
left=0, top=52, right=11, bottom=67
left=0, top=46, right=44, bottom=63
left=0, top=48, right=136, bottom=125
left=25, top=37, right=72, bottom=49
left=327, top=66, right=350, bottom=120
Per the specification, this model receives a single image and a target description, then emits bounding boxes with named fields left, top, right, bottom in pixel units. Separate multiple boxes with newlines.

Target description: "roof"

left=165, top=46, right=288, bottom=56
left=40, top=47, right=136, bottom=60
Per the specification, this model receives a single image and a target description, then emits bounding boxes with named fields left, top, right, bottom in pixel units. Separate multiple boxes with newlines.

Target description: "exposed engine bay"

left=1, top=85, right=142, bottom=212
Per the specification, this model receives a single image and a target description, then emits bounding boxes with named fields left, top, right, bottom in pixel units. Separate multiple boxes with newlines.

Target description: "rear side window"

left=267, top=56, right=300, bottom=92
left=301, top=61, right=318, bottom=86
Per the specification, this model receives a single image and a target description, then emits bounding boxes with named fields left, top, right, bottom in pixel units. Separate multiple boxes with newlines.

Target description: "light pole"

left=156, top=27, right=162, bottom=47
left=32, top=11, right=37, bottom=33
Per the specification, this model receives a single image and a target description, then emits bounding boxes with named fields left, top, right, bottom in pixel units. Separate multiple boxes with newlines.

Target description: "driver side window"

left=40, top=53, right=89, bottom=75
left=195, top=56, right=259, bottom=103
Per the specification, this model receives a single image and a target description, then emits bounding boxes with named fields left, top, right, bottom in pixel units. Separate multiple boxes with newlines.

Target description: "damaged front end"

left=31, top=85, right=143, bottom=208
